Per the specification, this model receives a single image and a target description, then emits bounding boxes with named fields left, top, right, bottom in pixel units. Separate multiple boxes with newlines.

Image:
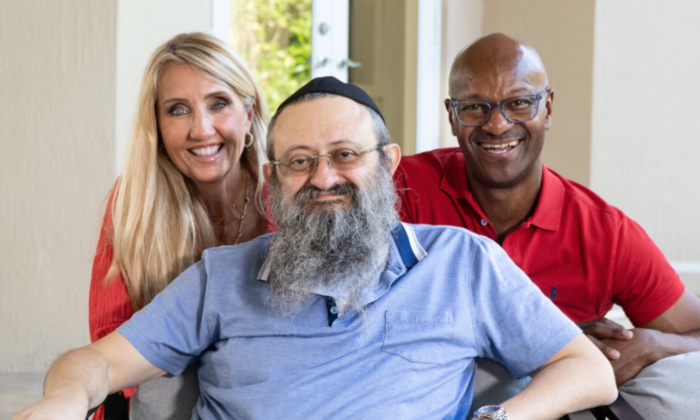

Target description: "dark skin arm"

left=585, top=290, right=700, bottom=386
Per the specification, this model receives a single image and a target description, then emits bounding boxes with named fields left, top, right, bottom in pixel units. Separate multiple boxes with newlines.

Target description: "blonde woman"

left=89, top=32, right=269, bottom=419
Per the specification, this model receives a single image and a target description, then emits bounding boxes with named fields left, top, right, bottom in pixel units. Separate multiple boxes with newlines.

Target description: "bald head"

left=449, top=33, right=548, bottom=98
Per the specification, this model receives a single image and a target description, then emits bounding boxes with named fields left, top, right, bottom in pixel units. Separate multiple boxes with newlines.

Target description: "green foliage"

left=232, top=0, right=312, bottom=114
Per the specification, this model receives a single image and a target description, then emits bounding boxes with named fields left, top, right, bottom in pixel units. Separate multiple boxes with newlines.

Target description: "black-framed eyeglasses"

left=271, top=145, right=383, bottom=177
left=450, top=88, right=552, bottom=127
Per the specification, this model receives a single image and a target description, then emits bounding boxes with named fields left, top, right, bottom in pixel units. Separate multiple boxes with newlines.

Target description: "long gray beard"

left=266, top=164, right=399, bottom=318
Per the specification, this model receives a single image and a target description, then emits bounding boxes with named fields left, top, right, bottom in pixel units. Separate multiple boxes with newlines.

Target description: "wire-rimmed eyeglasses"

left=450, top=89, right=552, bottom=127
left=270, top=145, right=383, bottom=177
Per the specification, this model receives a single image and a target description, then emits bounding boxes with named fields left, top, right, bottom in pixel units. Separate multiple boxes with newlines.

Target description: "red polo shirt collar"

left=438, top=150, right=564, bottom=232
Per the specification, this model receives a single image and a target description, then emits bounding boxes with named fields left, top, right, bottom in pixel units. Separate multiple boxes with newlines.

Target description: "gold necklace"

left=211, top=172, right=250, bottom=245
left=232, top=173, right=250, bottom=245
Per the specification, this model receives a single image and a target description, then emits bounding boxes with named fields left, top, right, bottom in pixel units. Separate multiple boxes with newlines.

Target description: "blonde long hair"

left=108, top=32, right=268, bottom=310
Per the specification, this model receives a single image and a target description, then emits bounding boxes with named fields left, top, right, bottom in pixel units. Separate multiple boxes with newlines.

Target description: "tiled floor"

left=0, top=373, right=44, bottom=420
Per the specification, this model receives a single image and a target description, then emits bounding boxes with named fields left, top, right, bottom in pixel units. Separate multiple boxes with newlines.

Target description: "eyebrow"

left=458, top=87, right=535, bottom=101
left=160, top=91, right=232, bottom=107
left=280, top=139, right=359, bottom=156
left=507, top=87, right=531, bottom=95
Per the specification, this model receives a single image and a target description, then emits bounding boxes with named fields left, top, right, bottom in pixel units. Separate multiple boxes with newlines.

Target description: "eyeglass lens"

left=277, top=148, right=372, bottom=177
left=455, top=96, right=540, bottom=126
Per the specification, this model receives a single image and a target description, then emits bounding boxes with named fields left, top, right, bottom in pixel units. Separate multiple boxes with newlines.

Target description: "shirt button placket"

left=325, top=296, right=339, bottom=326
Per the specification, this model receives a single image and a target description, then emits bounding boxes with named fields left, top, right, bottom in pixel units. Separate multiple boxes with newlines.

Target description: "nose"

left=308, top=156, right=343, bottom=191
left=481, top=105, right=513, bottom=136
left=190, top=111, right=216, bottom=140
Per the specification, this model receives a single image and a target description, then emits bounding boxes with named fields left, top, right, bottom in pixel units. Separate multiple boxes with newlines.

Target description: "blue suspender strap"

left=392, top=222, right=427, bottom=269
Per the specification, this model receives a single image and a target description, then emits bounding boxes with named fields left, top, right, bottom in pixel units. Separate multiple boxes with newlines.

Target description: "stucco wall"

left=591, top=0, right=700, bottom=288
left=0, top=0, right=117, bottom=372
left=0, top=0, right=212, bottom=373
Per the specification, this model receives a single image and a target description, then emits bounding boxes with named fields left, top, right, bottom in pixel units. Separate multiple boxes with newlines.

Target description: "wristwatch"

left=474, top=405, right=509, bottom=420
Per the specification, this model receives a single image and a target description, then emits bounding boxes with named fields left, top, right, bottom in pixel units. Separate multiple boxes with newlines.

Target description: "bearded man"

left=17, top=77, right=616, bottom=420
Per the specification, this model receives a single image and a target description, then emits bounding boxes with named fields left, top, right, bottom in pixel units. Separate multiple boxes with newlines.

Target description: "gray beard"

left=266, top=163, right=399, bottom=318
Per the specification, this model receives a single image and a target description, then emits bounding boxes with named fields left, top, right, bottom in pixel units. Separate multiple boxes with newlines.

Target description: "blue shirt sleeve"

left=117, top=258, right=214, bottom=376
left=468, top=236, right=582, bottom=378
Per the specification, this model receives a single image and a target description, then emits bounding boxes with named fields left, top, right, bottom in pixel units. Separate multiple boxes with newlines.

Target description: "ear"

left=384, top=143, right=402, bottom=175
left=444, top=99, right=457, bottom=136
left=543, top=90, right=554, bottom=130
left=263, top=162, right=274, bottom=183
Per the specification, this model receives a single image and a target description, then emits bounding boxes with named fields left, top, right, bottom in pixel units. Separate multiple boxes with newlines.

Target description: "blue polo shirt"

left=118, top=223, right=580, bottom=419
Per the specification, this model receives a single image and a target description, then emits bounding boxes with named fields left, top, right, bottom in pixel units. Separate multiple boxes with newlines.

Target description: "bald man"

left=395, top=33, right=700, bottom=417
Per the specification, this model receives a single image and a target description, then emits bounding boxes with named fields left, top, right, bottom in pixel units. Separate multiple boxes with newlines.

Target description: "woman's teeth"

left=480, top=140, right=520, bottom=154
left=190, top=144, right=222, bottom=157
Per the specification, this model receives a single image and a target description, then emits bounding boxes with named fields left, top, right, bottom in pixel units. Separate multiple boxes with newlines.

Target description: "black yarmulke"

left=275, top=76, right=385, bottom=122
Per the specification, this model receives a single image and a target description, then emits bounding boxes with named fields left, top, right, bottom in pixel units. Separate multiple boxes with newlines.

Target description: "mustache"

left=293, top=182, right=358, bottom=203
left=470, top=129, right=524, bottom=143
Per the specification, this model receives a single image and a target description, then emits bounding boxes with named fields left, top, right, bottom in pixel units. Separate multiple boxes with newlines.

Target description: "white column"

left=415, top=0, right=443, bottom=153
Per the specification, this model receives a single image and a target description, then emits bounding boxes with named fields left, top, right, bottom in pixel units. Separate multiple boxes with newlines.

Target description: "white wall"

left=591, top=0, right=700, bottom=289
left=0, top=0, right=117, bottom=372
left=0, top=0, right=212, bottom=373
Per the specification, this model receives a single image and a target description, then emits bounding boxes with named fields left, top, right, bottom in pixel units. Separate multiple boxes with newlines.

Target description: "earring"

left=244, top=132, right=254, bottom=148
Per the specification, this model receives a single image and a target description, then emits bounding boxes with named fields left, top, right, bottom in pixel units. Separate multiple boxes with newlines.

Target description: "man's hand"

left=577, top=318, right=633, bottom=360
left=13, top=395, right=87, bottom=420
left=600, top=327, right=665, bottom=386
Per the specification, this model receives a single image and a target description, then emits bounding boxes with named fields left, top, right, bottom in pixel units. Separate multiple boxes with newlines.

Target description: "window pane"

left=231, top=0, right=312, bottom=113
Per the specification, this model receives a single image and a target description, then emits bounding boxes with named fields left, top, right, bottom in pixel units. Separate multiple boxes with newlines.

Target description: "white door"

left=311, top=0, right=360, bottom=82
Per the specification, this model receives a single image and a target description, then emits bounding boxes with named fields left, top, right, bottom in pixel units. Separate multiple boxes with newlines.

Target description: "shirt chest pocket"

left=382, top=311, right=454, bottom=364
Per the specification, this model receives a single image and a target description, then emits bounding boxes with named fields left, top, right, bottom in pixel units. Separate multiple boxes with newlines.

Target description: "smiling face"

left=264, top=95, right=400, bottom=211
left=446, top=34, right=553, bottom=190
left=157, top=63, right=254, bottom=188
left=263, top=95, right=402, bottom=316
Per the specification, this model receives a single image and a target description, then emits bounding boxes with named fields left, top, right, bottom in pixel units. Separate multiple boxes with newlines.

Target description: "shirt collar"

left=528, top=166, right=564, bottom=231
left=439, top=149, right=472, bottom=200
left=438, top=150, right=564, bottom=232
left=257, top=222, right=427, bottom=282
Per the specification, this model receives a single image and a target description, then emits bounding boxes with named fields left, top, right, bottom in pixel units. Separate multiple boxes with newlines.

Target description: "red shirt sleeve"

left=88, top=187, right=137, bottom=405
left=611, top=215, right=685, bottom=326
left=394, top=164, right=417, bottom=224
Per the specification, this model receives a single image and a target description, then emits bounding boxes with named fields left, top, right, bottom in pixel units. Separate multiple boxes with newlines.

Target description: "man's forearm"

left=14, top=346, right=112, bottom=419
left=16, top=332, right=165, bottom=419
left=43, top=346, right=111, bottom=411
left=656, top=328, right=700, bottom=359
left=499, top=335, right=617, bottom=420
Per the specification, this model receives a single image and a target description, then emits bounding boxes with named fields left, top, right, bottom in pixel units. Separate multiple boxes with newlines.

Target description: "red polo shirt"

left=395, top=147, right=684, bottom=326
